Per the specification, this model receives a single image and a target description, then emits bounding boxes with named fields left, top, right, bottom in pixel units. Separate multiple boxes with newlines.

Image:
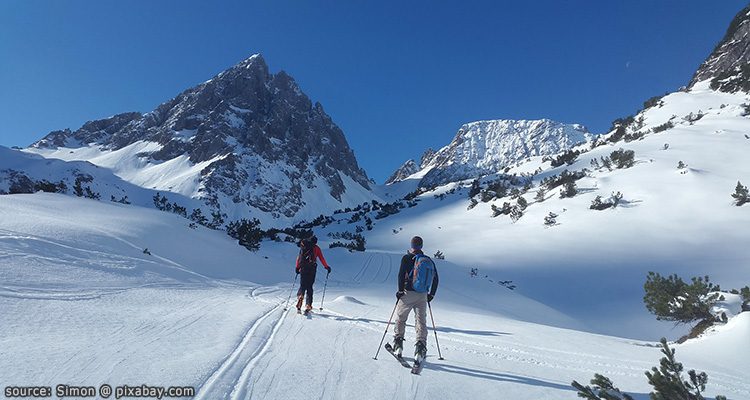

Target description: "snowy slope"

left=308, top=80, right=750, bottom=341
left=0, top=145, right=206, bottom=210
left=1, top=193, right=747, bottom=400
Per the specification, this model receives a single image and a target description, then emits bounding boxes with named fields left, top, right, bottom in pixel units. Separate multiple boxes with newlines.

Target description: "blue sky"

left=0, top=1, right=746, bottom=182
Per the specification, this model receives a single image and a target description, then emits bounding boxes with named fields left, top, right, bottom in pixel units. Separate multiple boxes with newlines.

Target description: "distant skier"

left=295, top=236, right=331, bottom=313
left=389, top=236, right=439, bottom=363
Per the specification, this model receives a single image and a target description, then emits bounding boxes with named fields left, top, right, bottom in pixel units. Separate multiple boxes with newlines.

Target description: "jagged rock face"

left=689, top=4, right=750, bottom=89
left=384, top=159, right=418, bottom=184
left=388, top=119, right=591, bottom=187
left=419, top=148, right=436, bottom=169
left=30, top=55, right=371, bottom=218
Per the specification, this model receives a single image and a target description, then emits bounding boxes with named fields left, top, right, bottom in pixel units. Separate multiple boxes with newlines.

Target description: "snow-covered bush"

left=543, top=212, right=558, bottom=227
left=731, top=181, right=748, bottom=206
left=534, top=188, right=546, bottom=202
left=491, top=202, right=511, bottom=217
left=652, top=121, right=675, bottom=133
left=509, top=206, right=523, bottom=223
left=590, top=192, right=623, bottom=211
left=609, top=149, right=636, bottom=169
left=541, top=169, right=585, bottom=190
left=549, top=149, right=580, bottom=167
left=559, top=181, right=577, bottom=198
left=433, top=250, right=445, bottom=260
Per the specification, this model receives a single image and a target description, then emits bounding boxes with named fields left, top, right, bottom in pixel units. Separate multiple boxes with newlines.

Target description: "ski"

left=410, top=360, right=424, bottom=375
left=384, top=343, right=411, bottom=369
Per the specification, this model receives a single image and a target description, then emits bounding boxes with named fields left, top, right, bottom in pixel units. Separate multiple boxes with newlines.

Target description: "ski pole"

left=428, top=301, right=444, bottom=360
left=283, top=273, right=299, bottom=311
left=373, top=298, right=400, bottom=360
left=319, top=270, right=330, bottom=310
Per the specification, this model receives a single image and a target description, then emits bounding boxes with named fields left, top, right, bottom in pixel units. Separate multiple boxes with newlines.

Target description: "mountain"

left=384, top=159, right=418, bottom=184
left=689, top=4, right=750, bottom=91
left=387, top=118, right=591, bottom=187
left=26, top=54, right=374, bottom=223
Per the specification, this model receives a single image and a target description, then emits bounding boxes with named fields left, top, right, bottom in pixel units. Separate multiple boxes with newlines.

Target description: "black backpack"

left=298, top=238, right=316, bottom=271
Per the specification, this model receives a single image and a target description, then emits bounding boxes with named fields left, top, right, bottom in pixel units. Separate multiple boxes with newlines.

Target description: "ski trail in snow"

left=352, top=253, right=374, bottom=283
left=194, top=302, right=286, bottom=400
left=229, top=304, right=289, bottom=400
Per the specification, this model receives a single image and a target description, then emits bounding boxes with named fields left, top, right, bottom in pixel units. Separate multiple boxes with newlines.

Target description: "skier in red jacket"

left=295, top=236, right=331, bottom=313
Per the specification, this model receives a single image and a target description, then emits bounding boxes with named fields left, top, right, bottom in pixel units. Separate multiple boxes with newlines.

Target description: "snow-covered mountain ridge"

left=25, top=54, right=375, bottom=224
left=387, top=118, right=592, bottom=187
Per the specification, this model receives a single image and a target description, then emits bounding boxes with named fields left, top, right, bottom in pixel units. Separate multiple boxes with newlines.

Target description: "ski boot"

left=295, top=295, right=304, bottom=313
left=414, top=340, right=427, bottom=364
left=391, top=336, right=404, bottom=357
left=304, top=303, right=313, bottom=315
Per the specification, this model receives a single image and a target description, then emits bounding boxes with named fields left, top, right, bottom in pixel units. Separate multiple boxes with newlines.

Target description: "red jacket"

left=296, top=245, right=330, bottom=271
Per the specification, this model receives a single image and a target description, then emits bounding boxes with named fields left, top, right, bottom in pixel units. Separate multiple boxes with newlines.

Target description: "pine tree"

left=226, top=218, right=263, bottom=251
left=189, top=209, right=209, bottom=226
left=534, top=188, right=546, bottom=202
left=611, top=191, right=623, bottom=207
left=510, top=206, right=523, bottom=223
left=210, top=211, right=226, bottom=229
left=544, top=212, right=558, bottom=226
left=646, top=338, right=727, bottom=400
left=590, top=195, right=606, bottom=210
left=643, top=272, right=720, bottom=325
left=468, top=179, right=481, bottom=198
left=572, top=374, right=634, bottom=400
left=572, top=339, right=726, bottom=400
left=560, top=181, right=577, bottom=198
left=731, top=181, right=749, bottom=206
left=516, top=196, right=528, bottom=211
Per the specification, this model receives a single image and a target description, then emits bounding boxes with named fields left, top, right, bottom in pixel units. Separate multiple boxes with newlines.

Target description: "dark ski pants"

left=297, top=269, right=317, bottom=306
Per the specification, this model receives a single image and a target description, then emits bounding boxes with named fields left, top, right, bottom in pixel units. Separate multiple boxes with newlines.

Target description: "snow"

left=1, top=193, right=747, bottom=400
left=25, top=141, right=228, bottom=198
left=394, top=118, right=592, bottom=186
left=360, top=83, right=750, bottom=341
left=3, top=49, right=750, bottom=400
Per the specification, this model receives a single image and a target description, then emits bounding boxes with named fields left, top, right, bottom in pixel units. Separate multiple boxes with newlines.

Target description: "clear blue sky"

left=0, top=1, right=746, bottom=182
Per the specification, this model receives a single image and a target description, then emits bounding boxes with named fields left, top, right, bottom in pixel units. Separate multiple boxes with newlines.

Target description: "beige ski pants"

left=394, top=290, right=428, bottom=343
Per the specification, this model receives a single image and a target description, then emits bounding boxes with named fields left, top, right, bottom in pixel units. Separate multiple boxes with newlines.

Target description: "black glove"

left=427, top=294, right=434, bottom=302
left=325, top=266, right=331, bottom=274
left=295, top=268, right=300, bottom=275
left=396, top=291, right=405, bottom=300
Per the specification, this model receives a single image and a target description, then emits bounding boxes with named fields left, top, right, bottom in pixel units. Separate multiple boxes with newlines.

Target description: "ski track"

left=194, top=253, right=750, bottom=399
left=194, top=300, right=286, bottom=400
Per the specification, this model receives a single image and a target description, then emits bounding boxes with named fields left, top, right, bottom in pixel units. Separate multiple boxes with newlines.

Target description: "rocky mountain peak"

left=28, top=54, right=373, bottom=220
left=689, top=4, right=750, bottom=90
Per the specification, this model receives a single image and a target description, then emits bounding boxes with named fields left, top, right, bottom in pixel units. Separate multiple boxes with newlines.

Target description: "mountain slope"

left=388, top=119, right=591, bottom=187
left=26, top=54, right=375, bottom=223
left=1, top=193, right=747, bottom=400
